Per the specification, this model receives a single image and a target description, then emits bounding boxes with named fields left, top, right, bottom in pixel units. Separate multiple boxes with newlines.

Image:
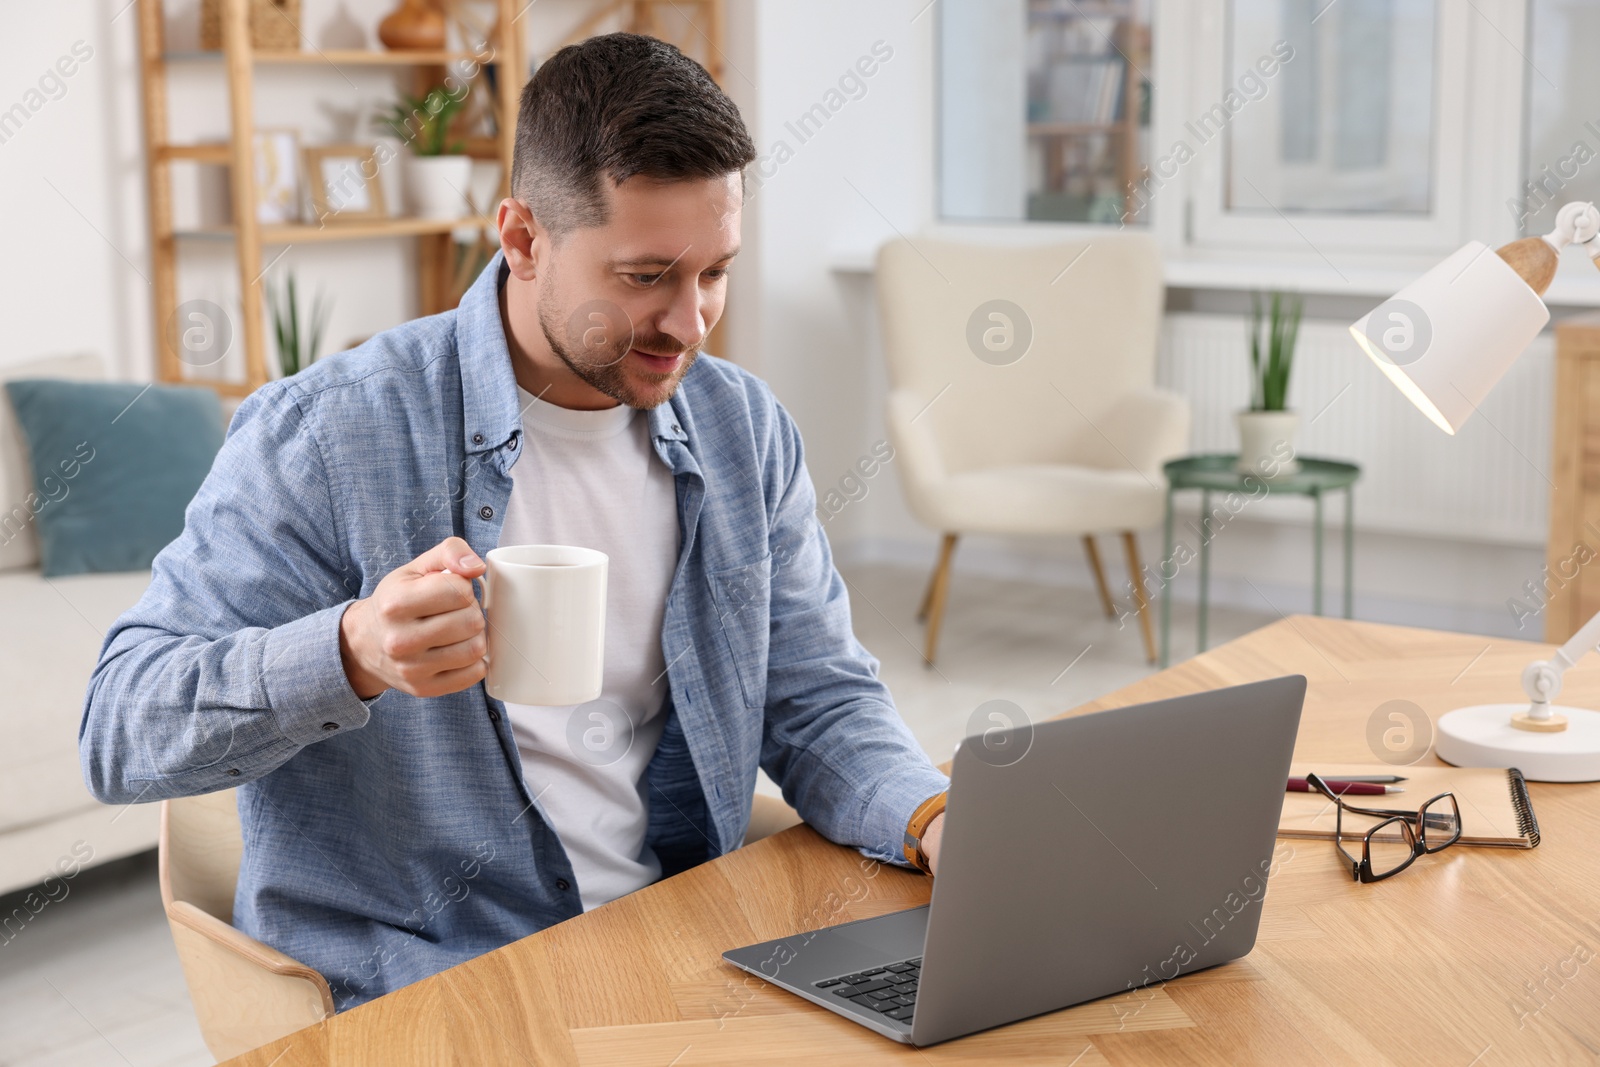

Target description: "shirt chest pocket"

left=705, top=554, right=772, bottom=710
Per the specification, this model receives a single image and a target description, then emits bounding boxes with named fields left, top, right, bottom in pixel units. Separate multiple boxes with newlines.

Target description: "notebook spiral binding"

left=1507, top=768, right=1541, bottom=848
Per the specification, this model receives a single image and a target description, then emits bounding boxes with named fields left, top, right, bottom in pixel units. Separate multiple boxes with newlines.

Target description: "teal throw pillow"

left=3, top=379, right=224, bottom=577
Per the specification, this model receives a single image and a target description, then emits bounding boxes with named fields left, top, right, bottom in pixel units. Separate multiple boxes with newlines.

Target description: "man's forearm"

left=81, top=602, right=375, bottom=804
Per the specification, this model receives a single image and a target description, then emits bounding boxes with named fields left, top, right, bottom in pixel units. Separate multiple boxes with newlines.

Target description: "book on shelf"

left=1042, top=56, right=1125, bottom=125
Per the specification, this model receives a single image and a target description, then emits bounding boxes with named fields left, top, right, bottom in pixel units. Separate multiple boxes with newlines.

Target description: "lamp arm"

left=1508, top=202, right=1600, bottom=717
left=1520, top=604, right=1600, bottom=714
left=1553, top=201, right=1600, bottom=251
left=1496, top=201, right=1600, bottom=296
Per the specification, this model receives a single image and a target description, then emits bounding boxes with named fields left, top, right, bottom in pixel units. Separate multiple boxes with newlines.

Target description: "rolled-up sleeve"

left=80, top=382, right=373, bottom=805
left=756, top=402, right=950, bottom=868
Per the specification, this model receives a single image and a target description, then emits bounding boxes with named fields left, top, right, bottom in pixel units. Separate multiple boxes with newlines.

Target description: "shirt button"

left=472, top=432, right=485, bottom=445
left=227, top=768, right=241, bottom=777
left=322, top=722, right=339, bottom=731
left=488, top=708, right=500, bottom=722
left=555, top=878, right=571, bottom=891
left=508, top=436, right=518, bottom=450
left=479, top=505, right=494, bottom=520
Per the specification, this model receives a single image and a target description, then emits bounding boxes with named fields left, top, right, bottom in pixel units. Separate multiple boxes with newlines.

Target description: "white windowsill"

left=829, top=238, right=1600, bottom=308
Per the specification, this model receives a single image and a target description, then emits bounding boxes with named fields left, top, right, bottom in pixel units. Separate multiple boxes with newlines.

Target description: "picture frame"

left=302, top=143, right=387, bottom=225
left=251, top=128, right=302, bottom=225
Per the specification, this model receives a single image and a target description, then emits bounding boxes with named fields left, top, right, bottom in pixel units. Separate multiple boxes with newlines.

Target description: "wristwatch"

left=902, top=791, right=948, bottom=874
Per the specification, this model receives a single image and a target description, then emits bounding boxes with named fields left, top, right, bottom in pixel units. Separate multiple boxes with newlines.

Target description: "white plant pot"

left=1235, top=410, right=1301, bottom=479
left=403, top=155, right=473, bottom=220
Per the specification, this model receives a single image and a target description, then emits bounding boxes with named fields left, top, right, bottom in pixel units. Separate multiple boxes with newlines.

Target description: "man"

left=81, top=33, right=949, bottom=1010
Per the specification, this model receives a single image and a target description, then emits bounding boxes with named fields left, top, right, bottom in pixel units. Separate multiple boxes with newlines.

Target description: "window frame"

left=1152, top=0, right=1529, bottom=261
left=928, top=0, right=1535, bottom=279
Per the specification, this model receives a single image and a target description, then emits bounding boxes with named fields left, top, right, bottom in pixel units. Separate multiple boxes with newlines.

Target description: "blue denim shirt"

left=80, top=252, right=949, bottom=1010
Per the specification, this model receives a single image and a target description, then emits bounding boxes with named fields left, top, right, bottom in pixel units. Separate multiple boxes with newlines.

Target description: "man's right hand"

left=338, top=537, right=489, bottom=700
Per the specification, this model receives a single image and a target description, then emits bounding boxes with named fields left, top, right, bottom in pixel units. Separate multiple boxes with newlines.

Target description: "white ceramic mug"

left=482, top=544, right=608, bottom=706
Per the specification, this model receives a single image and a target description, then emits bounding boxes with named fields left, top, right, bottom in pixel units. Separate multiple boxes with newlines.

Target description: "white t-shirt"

left=497, top=385, right=679, bottom=911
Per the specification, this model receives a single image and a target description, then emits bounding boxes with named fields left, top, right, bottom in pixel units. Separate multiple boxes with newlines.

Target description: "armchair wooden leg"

left=1121, top=531, right=1156, bottom=665
left=1083, top=535, right=1115, bottom=617
left=922, top=533, right=959, bottom=666
left=915, top=549, right=940, bottom=622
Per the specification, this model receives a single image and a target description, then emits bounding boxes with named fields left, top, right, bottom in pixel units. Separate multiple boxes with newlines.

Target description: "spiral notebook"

left=1279, top=762, right=1541, bottom=849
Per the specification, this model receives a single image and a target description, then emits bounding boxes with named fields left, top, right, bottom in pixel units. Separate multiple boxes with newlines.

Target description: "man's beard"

left=537, top=291, right=699, bottom=410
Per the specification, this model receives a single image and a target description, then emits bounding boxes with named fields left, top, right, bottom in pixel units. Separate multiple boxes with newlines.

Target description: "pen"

left=1286, top=778, right=1404, bottom=795
left=1317, top=774, right=1407, bottom=784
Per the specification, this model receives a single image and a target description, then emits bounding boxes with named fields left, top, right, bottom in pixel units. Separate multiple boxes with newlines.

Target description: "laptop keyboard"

left=813, top=957, right=921, bottom=1022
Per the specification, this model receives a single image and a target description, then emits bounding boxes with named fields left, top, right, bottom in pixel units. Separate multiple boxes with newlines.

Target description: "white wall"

left=734, top=0, right=936, bottom=552
left=3, top=3, right=150, bottom=378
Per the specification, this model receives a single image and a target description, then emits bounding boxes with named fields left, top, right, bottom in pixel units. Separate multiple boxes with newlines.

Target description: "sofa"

left=0, top=353, right=157, bottom=896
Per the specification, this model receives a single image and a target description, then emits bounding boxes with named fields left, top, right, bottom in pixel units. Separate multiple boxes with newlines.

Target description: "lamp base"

left=1436, top=704, right=1600, bottom=782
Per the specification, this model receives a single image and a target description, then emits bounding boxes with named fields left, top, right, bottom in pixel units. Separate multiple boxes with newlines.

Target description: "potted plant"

left=267, top=270, right=331, bottom=378
left=379, top=85, right=472, bottom=220
left=1237, top=290, right=1303, bottom=478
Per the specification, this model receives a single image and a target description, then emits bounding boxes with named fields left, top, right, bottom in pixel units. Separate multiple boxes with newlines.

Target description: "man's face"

left=535, top=174, right=741, bottom=409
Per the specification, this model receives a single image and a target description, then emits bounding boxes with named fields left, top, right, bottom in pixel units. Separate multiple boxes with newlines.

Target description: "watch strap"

left=902, top=790, right=948, bottom=874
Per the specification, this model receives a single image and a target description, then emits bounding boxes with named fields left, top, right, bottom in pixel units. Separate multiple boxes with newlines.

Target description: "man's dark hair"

left=511, top=33, right=756, bottom=238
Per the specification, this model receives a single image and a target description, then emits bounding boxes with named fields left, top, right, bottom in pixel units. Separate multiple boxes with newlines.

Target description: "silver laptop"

left=723, top=675, right=1306, bottom=1046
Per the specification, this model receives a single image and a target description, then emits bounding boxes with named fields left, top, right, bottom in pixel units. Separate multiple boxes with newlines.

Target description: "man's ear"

left=496, top=197, right=544, bottom=281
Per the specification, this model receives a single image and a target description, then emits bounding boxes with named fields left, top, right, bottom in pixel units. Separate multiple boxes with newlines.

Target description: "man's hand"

left=338, top=537, right=489, bottom=700
left=923, top=812, right=945, bottom=877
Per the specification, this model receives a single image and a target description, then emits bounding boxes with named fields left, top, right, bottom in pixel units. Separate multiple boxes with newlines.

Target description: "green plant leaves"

left=378, top=84, right=471, bottom=157
left=1249, top=289, right=1302, bottom=412
left=267, top=270, right=332, bottom=379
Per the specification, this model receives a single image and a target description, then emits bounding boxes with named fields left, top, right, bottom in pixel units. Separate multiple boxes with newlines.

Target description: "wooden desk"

left=224, top=617, right=1600, bottom=1065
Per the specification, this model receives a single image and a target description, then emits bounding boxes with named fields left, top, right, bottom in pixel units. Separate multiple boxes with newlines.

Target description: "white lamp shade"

left=1349, top=241, right=1550, bottom=434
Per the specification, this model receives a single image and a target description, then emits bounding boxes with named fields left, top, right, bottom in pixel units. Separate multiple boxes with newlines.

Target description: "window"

left=938, top=0, right=1154, bottom=225
left=1225, top=0, right=1438, bottom=216
left=936, top=0, right=1534, bottom=264
left=1519, top=0, right=1600, bottom=237
left=1185, top=0, right=1471, bottom=254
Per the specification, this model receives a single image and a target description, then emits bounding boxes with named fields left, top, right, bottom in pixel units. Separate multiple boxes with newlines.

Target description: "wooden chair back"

left=158, top=790, right=333, bottom=1060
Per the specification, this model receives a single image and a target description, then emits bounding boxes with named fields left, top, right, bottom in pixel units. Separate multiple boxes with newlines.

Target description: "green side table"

left=1160, top=454, right=1361, bottom=667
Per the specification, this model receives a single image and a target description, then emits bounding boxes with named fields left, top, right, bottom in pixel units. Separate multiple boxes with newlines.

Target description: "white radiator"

left=1155, top=313, right=1553, bottom=546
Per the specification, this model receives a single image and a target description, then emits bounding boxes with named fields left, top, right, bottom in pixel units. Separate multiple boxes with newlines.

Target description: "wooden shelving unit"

left=174, top=215, right=497, bottom=244
left=162, top=47, right=498, bottom=65
left=137, top=0, right=525, bottom=396
left=1025, top=0, right=1149, bottom=224
left=558, top=0, right=724, bottom=81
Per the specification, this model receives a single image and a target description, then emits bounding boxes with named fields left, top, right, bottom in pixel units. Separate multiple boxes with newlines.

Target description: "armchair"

left=876, top=232, right=1188, bottom=664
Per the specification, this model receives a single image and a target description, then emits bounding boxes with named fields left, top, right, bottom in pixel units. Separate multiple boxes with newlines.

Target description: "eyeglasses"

left=1304, top=771, right=1462, bottom=883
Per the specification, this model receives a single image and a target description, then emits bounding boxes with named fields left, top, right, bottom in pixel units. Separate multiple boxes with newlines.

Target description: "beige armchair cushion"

left=876, top=232, right=1188, bottom=536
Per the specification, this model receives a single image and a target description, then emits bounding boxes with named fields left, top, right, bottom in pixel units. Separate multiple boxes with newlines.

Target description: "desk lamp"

left=1350, top=201, right=1600, bottom=782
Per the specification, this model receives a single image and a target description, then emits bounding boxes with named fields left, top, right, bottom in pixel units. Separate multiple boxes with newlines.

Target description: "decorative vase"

left=404, top=155, right=473, bottom=220
left=1235, top=410, right=1301, bottom=479
left=378, top=0, right=446, bottom=51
